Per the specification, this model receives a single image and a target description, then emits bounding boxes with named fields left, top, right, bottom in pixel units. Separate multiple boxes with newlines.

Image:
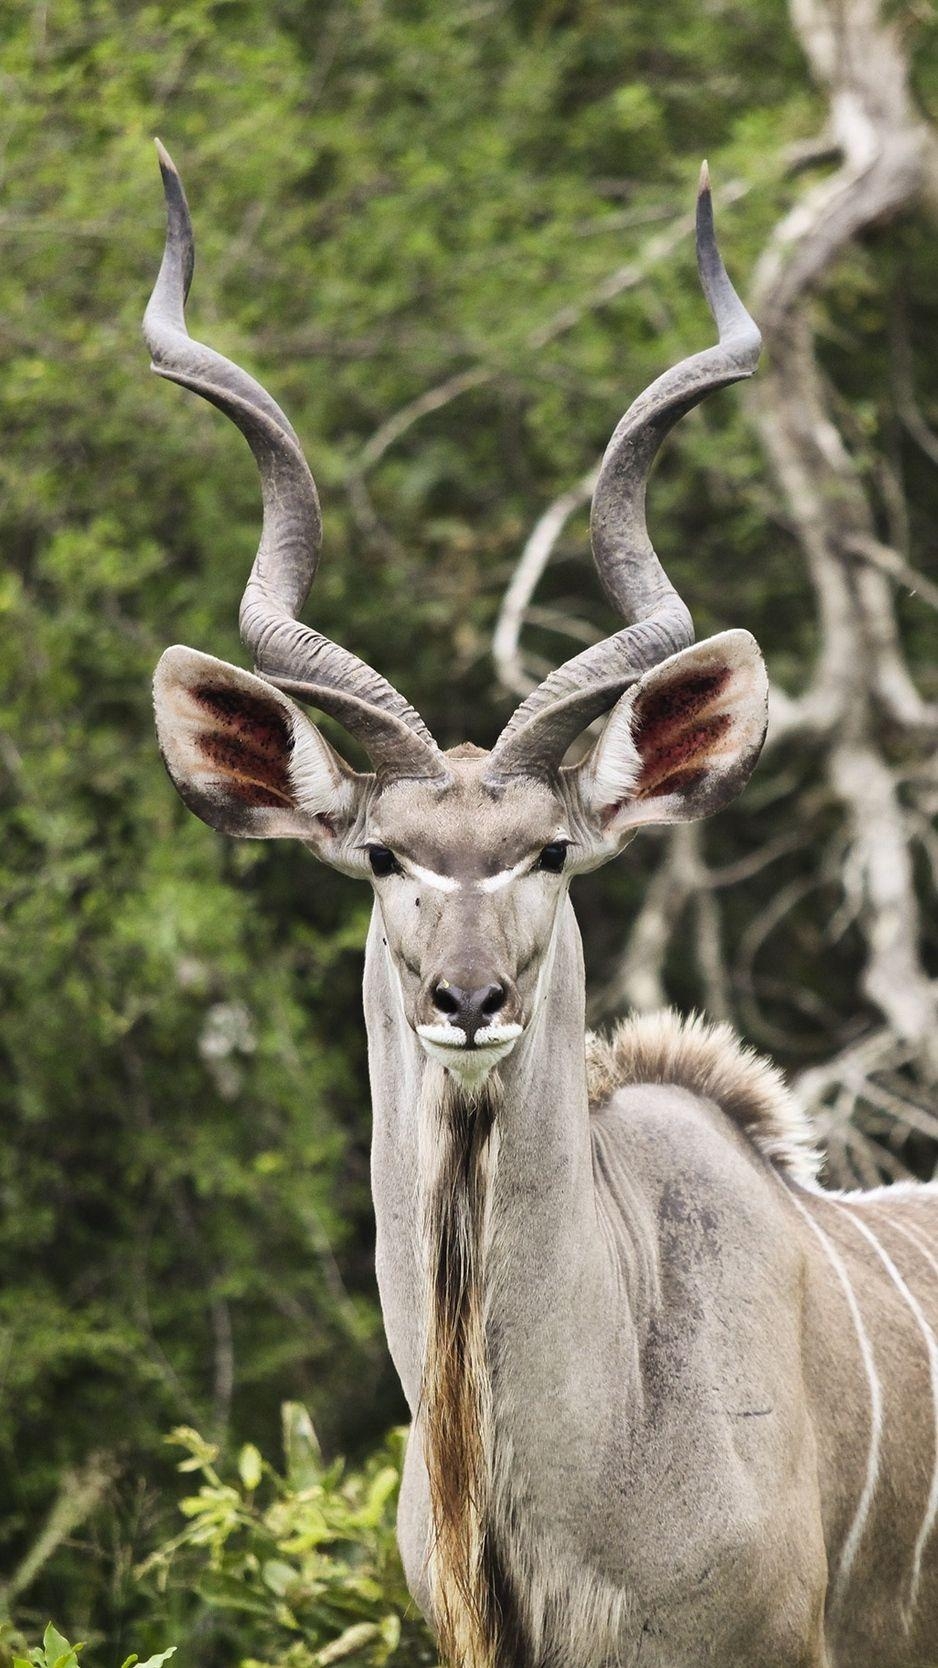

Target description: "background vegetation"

left=0, top=0, right=935, bottom=1660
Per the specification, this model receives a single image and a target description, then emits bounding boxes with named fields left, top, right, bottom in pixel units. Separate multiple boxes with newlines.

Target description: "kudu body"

left=145, top=146, right=938, bottom=1666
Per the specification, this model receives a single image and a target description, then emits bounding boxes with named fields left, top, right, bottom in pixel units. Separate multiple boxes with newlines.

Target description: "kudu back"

left=145, top=145, right=938, bottom=1667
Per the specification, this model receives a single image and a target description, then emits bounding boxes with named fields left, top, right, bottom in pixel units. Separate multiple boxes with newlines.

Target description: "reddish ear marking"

left=193, top=683, right=293, bottom=748
left=636, top=713, right=733, bottom=797
left=633, top=668, right=730, bottom=746
left=632, top=668, right=733, bottom=800
left=192, top=682, right=295, bottom=808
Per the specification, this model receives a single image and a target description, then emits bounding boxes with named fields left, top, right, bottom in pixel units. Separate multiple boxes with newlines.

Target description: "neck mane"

left=418, top=1068, right=501, bottom=1665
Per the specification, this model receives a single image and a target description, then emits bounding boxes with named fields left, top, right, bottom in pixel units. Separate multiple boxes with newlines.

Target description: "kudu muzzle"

left=416, top=956, right=524, bottom=1082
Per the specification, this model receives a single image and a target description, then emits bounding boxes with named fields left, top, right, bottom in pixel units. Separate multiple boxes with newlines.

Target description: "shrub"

left=139, top=1408, right=436, bottom=1668
left=0, top=1623, right=175, bottom=1668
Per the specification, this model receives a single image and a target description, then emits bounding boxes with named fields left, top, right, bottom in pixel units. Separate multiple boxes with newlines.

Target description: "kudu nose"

left=431, top=980, right=506, bottom=1043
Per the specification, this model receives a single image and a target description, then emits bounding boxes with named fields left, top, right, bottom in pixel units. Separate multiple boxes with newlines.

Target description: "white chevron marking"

left=790, top=1194, right=883, bottom=1608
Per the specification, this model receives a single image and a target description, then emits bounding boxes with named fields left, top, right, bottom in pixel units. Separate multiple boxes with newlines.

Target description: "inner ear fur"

left=579, top=631, right=769, bottom=830
left=153, top=645, right=363, bottom=842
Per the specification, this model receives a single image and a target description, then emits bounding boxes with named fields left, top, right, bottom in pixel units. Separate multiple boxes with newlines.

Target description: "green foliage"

left=0, top=1620, right=175, bottom=1668
left=138, top=1409, right=434, bottom=1667
left=0, top=1407, right=435, bottom=1668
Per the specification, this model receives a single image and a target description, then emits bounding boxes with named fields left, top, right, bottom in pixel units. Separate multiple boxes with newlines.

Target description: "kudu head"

left=148, top=145, right=767, bottom=1087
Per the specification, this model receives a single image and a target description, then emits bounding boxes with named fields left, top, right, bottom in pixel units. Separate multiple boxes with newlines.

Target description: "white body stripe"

left=850, top=1210, right=938, bottom=1619
left=789, top=1193, right=883, bottom=1606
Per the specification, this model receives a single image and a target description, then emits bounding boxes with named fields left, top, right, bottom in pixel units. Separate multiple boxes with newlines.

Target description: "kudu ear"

left=153, top=646, right=367, bottom=859
left=572, top=631, right=768, bottom=835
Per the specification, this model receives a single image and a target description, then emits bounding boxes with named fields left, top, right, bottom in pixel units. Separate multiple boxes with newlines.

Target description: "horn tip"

left=695, top=159, right=717, bottom=262
left=151, top=137, right=191, bottom=237
left=153, top=137, right=188, bottom=222
left=154, top=136, right=178, bottom=178
left=145, top=137, right=194, bottom=325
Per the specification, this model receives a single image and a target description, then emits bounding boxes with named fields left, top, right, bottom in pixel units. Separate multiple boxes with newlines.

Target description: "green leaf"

left=42, top=1628, right=71, bottom=1664
left=262, top=1559, right=299, bottom=1598
left=359, top=1466, right=399, bottom=1526
left=238, top=1442, right=264, bottom=1491
left=134, top=1652, right=177, bottom=1668
left=167, top=1428, right=220, bottom=1473
left=282, top=1402, right=322, bottom=1490
left=43, top=1627, right=79, bottom=1668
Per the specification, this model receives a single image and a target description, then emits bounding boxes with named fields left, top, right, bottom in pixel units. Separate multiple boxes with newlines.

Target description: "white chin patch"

left=416, top=1022, right=522, bottom=1086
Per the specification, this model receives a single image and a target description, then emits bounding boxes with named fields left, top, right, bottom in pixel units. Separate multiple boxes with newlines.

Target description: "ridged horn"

left=487, top=163, right=761, bottom=781
left=144, top=141, right=450, bottom=785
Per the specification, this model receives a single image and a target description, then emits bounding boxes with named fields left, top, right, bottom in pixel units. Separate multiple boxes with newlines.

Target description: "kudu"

left=145, top=144, right=938, bottom=1667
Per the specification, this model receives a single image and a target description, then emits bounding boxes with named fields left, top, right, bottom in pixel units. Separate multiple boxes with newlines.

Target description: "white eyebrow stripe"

left=405, top=861, right=460, bottom=893
left=405, top=833, right=573, bottom=894
left=479, top=835, right=571, bottom=891
left=478, top=861, right=529, bottom=892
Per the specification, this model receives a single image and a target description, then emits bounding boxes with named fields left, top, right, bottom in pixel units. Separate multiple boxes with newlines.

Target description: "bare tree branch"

left=844, top=532, right=938, bottom=617
left=492, top=467, right=598, bottom=698
left=0, top=1452, right=117, bottom=1607
left=891, top=292, right=938, bottom=469
left=750, top=0, right=938, bottom=1065
left=588, top=832, right=685, bottom=1018
left=829, top=744, right=936, bottom=1063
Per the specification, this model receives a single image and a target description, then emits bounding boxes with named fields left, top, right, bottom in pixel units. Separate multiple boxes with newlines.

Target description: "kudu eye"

left=368, top=845, right=401, bottom=878
left=536, top=841, right=568, bottom=874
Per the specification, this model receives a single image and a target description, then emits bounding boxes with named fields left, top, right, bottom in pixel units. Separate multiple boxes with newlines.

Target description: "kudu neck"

left=363, top=893, right=597, bottom=1410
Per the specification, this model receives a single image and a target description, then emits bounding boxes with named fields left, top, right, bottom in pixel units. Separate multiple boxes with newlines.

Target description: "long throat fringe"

left=419, top=1069, right=502, bottom=1668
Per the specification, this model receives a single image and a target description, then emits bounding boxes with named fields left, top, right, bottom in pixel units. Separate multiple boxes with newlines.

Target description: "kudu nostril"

left=480, top=983, right=506, bottom=1018
left=431, top=981, right=461, bottom=1018
left=431, top=980, right=508, bottom=1041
